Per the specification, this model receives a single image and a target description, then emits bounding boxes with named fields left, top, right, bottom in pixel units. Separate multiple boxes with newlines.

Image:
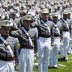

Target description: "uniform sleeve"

left=14, top=38, right=20, bottom=66
left=14, top=38, right=20, bottom=49
left=29, top=28, right=38, bottom=38
left=34, top=28, right=38, bottom=38
left=51, top=27, right=54, bottom=46
left=14, top=38, right=20, bottom=57
left=60, top=28, right=63, bottom=41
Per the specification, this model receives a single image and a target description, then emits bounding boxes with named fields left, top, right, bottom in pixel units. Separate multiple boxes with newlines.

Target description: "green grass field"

left=33, top=54, right=72, bottom=72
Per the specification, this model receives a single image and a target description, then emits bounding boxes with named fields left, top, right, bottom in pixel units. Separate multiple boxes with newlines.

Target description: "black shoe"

left=58, top=57, right=67, bottom=61
left=52, top=67, right=58, bottom=69
left=49, top=66, right=58, bottom=69
left=63, top=57, right=67, bottom=61
left=58, top=58, right=64, bottom=61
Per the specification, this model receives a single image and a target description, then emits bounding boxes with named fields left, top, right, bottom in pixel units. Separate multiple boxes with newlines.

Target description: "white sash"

left=0, top=35, right=14, bottom=57
left=21, top=27, right=33, bottom=47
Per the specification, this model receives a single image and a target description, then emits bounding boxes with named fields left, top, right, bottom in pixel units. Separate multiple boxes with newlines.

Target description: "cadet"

left=59, top=10, right=70, bottom=61
left=49, top=13, right=61, bottom=68
left=37, top=8, right=52, bottom=72
left=0, top=20, right=19, bottom=72
left=18, top=15, right=37, bottom=72
left=66, top=10, right=72, bottom=54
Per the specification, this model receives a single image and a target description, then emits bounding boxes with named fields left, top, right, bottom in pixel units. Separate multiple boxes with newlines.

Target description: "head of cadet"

left=66, top=9, right=71, bottom=19
left=63, top=9, right=70, bottom=20
left=20, top=9, right=27, bottom=17
left=21, top=15, right=32, bottom=29
left=9, top=9, right=16, bottom=20
left=40, top=8, right=49, bottom=21
left=0, top=20, right=13, bottom=35
left=51, top=12, right=59, bottom=24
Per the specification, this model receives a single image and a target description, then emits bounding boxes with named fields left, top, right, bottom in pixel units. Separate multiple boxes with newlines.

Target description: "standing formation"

left=0, top=0, right=72, bottom=72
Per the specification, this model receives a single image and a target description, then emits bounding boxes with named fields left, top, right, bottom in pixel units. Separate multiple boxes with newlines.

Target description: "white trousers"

left=19, top=48, right=34, bottom=72
left=37, top=37, right=52, bottom=72
left=60, top=32, right=70, bottom=58
left=0, top=60, right=15, bottom=72
left=49, top=37, right=60, bottom=67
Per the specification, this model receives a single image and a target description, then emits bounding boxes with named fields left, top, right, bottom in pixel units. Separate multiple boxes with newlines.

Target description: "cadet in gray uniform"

left=0, top=20, right=19, bottom=72
left=49, top=13, right=61, bottom=68
left=66, top=11, right=72, bottom=54
left=18, top=15, right=37, bottom=72
left=37, top=8, right=52, bottom=72
left=59, top=10, right=70, bottom=61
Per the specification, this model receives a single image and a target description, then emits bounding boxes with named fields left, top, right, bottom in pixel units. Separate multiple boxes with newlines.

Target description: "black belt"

left=63, top=30, right=69, bottom=32
left=39, top=35, right=51, bottom=38
left=0, top=56, right=15, bottom=61
left=63, top=29, right=69, bottom=31
left=54, top=34, right=60, bottom=37
left=21, top=45, right=33, bottom=49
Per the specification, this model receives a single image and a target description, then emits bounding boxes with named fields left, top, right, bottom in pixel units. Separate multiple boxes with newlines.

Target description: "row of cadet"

left=0, top=0, right=72, bottom=72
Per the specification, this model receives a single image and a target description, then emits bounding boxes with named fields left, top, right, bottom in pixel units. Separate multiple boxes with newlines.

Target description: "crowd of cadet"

left=0, top=0, right=72, bottom=72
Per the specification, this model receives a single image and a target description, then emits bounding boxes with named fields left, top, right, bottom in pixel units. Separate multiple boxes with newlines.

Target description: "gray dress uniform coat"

left=0, top=34, right=19, bottom=72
